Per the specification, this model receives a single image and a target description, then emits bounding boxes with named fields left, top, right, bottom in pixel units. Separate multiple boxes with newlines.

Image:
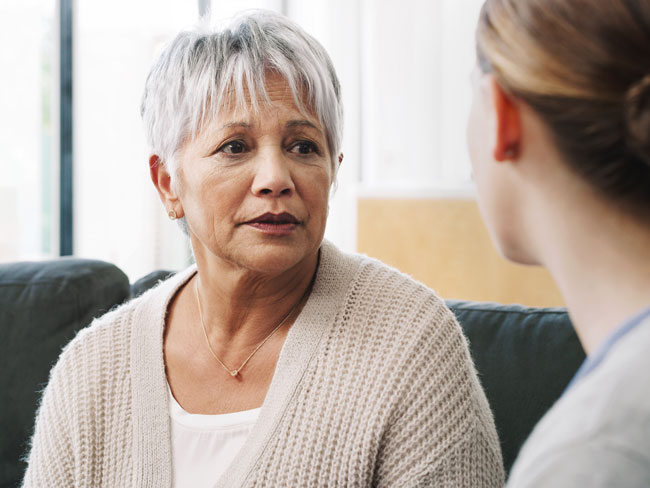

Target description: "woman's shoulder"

left=320, top=242, right=461, bottom=359
left=324, top=242, right=450, bottom=321
left=331, top=247, right=500, bottom=439
left=55, top=266, right=195, bottom=378
left=357, top=253, right=440, bottom=299
left=317, top=243, right=495, bottom=434
left=49, top=295, right=140, bottom=391
left=322, top=239, right=439, bottom=292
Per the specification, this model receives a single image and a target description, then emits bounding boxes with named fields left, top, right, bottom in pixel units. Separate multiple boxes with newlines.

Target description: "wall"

left=357, top=198, right=565, bottom=307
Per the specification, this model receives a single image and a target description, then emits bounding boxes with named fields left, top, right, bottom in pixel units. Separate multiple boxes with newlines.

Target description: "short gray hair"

left=141, top=10, right=343, bottom=178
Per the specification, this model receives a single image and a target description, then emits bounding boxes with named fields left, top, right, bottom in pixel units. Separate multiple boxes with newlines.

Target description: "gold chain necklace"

left=195, top=277, right=306, bottom=378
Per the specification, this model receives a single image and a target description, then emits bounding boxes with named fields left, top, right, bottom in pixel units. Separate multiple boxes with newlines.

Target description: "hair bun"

left=625, top=73, right=650, bottom=166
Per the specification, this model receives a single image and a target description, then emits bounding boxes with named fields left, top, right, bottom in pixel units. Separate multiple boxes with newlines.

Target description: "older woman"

left=468, top=0, right=650, bottom=486
left=24, top=11, right=503, bottom=487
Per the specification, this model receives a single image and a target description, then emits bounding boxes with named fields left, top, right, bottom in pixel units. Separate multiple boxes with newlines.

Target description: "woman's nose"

left=251, top=150, right=295, bottom=197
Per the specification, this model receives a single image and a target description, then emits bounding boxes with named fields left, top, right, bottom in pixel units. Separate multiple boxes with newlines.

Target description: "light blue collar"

left=565, top=305, right=650, bottom=392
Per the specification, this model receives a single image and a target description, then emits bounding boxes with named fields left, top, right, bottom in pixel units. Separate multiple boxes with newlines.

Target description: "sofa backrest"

left=447, top=299, right=586, bottom=475
left=0, top=258, right=130, bottom=487
left=1, top=259, right=586, bottom=483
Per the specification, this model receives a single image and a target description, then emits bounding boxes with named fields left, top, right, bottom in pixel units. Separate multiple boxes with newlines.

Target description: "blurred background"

left=0, top=0, right=563, bottom=306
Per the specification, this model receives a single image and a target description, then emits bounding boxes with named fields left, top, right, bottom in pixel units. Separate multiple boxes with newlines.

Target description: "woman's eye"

left=219, top=141, right=247, bottom=154
left=290, top=141, right=318, bottom=155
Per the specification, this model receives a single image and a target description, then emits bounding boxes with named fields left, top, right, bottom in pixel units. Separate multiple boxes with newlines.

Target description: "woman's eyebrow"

left=286, top=119, right=323, bottom=135
left=217, top=121, right=252, bottom=131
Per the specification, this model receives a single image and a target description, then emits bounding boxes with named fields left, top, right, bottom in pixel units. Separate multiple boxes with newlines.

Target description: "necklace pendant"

left=230, top=369, right=239, bottom=377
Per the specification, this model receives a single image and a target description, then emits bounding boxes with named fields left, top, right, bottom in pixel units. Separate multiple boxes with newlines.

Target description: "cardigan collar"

left=129, top=240, right=361, bottom=487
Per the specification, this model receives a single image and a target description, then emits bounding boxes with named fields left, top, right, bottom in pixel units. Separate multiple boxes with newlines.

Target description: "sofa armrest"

left=446, top=300, right=585, bottom=475
left=0, top=258, right=130, bottom=487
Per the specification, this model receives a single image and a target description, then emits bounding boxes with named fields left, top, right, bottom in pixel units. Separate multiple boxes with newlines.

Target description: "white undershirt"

left=168, top=385, right=260, bottom=488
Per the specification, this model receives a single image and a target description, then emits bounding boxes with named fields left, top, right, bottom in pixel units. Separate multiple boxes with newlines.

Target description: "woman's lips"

left=244, top=212, right=300, bottom=236
left=247, top=222, right=298, bottom=236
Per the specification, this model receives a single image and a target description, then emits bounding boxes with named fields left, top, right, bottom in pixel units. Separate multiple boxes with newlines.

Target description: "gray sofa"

left=0, top=258, right=585, bottom=487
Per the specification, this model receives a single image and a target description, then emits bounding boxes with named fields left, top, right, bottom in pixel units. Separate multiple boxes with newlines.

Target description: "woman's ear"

left=149, top=155, right=183, bottom=217
left=489, top=78, right=522, bottom=162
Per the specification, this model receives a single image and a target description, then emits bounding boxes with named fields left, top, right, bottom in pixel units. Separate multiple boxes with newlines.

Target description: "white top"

left=168, top=386, right=260, bottom=488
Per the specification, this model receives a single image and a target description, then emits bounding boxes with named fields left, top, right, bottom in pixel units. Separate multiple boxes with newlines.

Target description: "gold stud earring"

left=168, top=210, right=177, bottom=220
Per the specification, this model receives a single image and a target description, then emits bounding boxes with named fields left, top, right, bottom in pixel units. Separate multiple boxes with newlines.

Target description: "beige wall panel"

left=357, top=198, right=565, bottom=307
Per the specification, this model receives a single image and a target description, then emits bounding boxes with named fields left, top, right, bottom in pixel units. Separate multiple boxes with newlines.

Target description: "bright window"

left=0, top=0, right=56, bottom=262
left=3, top=0, right=485, bottom=278
left=74, top=0, right=199, bottom=279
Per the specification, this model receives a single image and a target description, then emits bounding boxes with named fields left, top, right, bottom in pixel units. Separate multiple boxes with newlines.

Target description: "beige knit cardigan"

left=23, top=241, right=504, bottom=487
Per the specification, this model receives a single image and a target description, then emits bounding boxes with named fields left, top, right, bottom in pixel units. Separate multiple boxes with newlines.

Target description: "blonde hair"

left=476, top=0, right=650, bottom=213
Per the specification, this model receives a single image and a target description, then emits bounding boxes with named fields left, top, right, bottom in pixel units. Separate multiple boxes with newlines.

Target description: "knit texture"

left=23, top=241, right=504, bottom=487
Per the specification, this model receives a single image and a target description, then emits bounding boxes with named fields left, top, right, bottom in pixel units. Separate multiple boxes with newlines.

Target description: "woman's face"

left=172, top=74, right=333, bottom=275
left=466, top=66, right=527, bottom=262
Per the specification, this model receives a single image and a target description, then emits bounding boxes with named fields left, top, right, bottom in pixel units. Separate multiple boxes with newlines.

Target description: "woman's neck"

left=538, top=199, right=650, bottom=355
left=192, top=251, right=318, bottom=347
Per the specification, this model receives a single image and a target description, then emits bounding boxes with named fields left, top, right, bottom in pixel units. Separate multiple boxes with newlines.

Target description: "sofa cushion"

left=447, top=300, right=586, bottom=475
left=0, top=258, right=130, bottom=487
left=130, top=269, right=176, bottom=298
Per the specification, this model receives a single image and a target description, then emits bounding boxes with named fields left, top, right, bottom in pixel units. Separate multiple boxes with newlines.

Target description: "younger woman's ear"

left=149, top=155, right=183, bottom=216
left=490, top=78, right=522, bottom=162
